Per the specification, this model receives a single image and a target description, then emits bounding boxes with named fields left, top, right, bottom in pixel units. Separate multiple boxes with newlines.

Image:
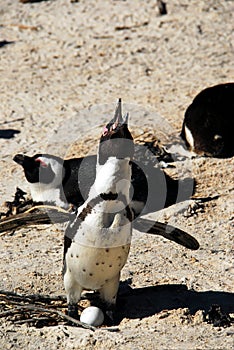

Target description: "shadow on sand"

left=0, top=129, right=20, bottom=139
left=0, top=40, right=15, bottom=48
left=117, top=283, right=234, bottom=320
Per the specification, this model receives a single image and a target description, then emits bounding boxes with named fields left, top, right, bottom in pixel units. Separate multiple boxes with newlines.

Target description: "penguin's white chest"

left=29, top=183, right=68, bottom=208
left=65, top=203, right=132, bottom=291
left=184, top=125, right=195, bottom=150
left=74, top=201, right=132, bottom=248
left=66, top=243, right=130, bottom=290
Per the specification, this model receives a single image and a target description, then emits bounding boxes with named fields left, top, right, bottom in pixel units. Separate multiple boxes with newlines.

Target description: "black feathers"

left=181, top=83, right=234, bottom=157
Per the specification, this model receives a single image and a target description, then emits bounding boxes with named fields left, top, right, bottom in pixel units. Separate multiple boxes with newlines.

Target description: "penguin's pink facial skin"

left=35, top=158, right=48, bottom=168
left=102, top=121, right=119, bottom=137
left=102, top=126, right=109, bottom=137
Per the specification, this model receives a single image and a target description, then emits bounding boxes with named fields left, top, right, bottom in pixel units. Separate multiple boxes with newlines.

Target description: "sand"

left=0, top=0, right=233, bottom=349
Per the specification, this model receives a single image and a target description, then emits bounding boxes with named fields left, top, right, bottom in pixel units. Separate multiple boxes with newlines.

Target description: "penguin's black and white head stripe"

left=13, top=154, right=64, bottom=184
left=13, top=153, right=97, bottom=208
left=13, top=153, right=67, bottom=207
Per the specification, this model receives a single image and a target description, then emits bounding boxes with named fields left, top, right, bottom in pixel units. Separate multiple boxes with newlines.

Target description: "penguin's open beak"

left=113, top=98, right=123, bottom=125
left=101, top=99, right=129, bottom=139
left=111, top=98, right=128, bottom=131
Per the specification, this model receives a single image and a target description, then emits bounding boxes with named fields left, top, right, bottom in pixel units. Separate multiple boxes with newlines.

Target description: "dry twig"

left=0, top=205, right=73, bottom=235
left=0, top=290, right=96, bottom=331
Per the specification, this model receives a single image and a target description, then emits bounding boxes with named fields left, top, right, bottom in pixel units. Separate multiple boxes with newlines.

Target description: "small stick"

left=0, top=118, right=24, bottom=126
left=24, top=205, right=69, bottom=214
left=0, top=304, right=96, bottom=331
left=0, top=290, right=66, bottom=302
left=115, top=21, right=149, bottom=31
left=14, top=317, right=55, bottom=325
left=5, top=23, right=39, bottom=31
left=0, top=207, right=72, bottom=235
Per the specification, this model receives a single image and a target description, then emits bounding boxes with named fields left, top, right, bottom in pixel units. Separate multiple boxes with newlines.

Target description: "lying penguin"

left=181, top=82, right=234, bottom=158
left=14, top=152, right=190, bottom=213
left=13, top=146, right=194, bottom=216
left=63, top=99, right=134, bottom=322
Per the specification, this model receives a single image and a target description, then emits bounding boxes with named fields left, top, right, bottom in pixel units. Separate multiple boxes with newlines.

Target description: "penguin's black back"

left=63, top=155, right=97, bottom=207
left=181, top=83, right=234, bottom=157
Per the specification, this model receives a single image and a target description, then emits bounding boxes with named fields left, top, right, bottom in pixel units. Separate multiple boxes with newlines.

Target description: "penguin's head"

left=98, top=98, right=134, bottom=165
left=13, top=153, right=65, bottom=186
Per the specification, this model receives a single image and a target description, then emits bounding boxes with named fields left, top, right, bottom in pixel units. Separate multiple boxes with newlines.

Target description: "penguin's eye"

left=35, top=158, right=48, bottom=168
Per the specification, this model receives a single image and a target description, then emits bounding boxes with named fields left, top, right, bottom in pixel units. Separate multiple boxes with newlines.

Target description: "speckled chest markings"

left=66, top=243, right=131, bottom=291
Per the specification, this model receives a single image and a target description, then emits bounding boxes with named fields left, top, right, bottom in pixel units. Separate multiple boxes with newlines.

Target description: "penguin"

left=13, top=152, right=194, bottom=216
left=63, top=98, right=134, bottom=322
left=13, top=153, right=97, bottom=209
left=181, top=83, right=234, bottom=158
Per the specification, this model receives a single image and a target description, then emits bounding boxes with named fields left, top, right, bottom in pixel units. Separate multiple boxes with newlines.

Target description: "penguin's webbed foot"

left=104, top=307, right=118, bottom=326
left=67, top=303, right=78, bottom=319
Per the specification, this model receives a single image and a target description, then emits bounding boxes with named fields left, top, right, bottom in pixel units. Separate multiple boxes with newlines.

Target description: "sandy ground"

left=0, top=0, right=233, bottom=349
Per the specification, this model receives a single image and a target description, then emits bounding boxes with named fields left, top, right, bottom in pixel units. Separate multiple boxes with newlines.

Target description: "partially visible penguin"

left=13, top=153, right=96, bottom=209
left=63, top=99, right=134, bottom=322
left=181, top=83, right=234, bottom=158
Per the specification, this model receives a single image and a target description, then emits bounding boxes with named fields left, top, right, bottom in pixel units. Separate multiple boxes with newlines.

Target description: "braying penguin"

left=63, top=98, right=134, bottom=322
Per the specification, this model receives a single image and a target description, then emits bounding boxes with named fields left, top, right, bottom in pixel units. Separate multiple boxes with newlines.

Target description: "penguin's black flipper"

left=134, top=218, right=199, bottom=250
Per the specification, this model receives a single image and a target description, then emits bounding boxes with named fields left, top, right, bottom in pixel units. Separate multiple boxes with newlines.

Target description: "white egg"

left=80, top=306, right=104, bottom=327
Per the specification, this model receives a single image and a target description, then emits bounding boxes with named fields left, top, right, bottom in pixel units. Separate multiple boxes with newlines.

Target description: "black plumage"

left=181, top=83, right=234, bottom=157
